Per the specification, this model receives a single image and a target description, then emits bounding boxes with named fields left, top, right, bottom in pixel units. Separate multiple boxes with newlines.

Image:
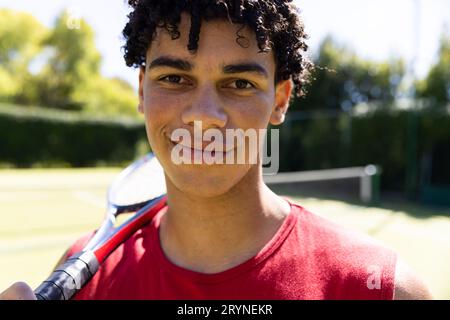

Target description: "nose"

left=181, top=85, right=227, bottom=129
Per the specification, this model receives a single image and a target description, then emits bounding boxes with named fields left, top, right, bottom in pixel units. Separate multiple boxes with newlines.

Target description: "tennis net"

left=264, top=165, right=381, bottom=205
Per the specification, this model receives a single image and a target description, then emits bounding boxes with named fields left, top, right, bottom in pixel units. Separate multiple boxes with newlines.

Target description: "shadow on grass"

left=268, top=183, right=450, bottom=220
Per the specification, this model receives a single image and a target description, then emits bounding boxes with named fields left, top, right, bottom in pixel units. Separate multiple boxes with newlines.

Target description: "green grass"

left=1, top=168, right=449, bottom=299
left=0, top=168, right=120, bottom=291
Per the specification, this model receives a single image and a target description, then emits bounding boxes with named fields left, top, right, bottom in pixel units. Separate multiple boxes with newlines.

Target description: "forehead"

left=146, top=13, right=275, bottom=72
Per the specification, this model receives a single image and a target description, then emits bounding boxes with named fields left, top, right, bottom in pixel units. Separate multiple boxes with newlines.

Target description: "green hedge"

left=279, top=105, right=450, bottom=193
left=2, top=103, right=450, bottom=197
left=0, top=104, right=148, bottom=167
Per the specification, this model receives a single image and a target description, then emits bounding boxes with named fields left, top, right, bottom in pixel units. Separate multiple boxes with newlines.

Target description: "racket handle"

left=34, top=251, right=99, bottom=300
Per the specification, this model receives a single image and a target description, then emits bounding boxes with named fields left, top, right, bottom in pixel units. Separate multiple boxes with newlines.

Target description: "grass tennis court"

left=1, top=168, right=449, bottom=299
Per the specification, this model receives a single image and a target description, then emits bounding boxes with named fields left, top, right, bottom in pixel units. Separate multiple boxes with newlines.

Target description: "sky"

left=0, top=0, right=449, bottom=90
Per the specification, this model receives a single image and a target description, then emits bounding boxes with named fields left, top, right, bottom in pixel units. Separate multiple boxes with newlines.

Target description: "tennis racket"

left=34, top=153, right=167, bottom=300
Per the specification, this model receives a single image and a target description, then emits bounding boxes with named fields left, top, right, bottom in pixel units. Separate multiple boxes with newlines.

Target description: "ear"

left=138, top=66, right=145, bottom=114
left=270, top=79, right=293, bottom=126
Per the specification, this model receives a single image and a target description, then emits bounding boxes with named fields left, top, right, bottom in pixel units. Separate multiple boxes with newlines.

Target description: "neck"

left=159, top=165, right=291, bottom=274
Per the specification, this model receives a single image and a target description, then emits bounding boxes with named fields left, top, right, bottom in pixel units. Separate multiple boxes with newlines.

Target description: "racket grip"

left=34, top=251, right=99, bottom=300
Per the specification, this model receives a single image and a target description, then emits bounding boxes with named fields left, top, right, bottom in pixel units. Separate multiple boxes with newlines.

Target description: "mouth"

left=168, top=137, right=235, bottom=163
left=169, top=140, right=234, bottom=152
left=169, top=139, right=229, bottom=153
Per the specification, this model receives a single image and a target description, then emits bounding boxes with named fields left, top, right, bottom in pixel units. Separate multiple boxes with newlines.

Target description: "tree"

left=33, top=10, right=138, bottom=115
left=34, top=10, right=102, bottom=110
left=0, top=9, right=47, bottom=101
left=71, top=76, right=139, bottom=117
left=0, top=9, right=145, bottom=116
left=292, top=36, right=405, bottom=112
left=416, top=33, right=450, bottom=106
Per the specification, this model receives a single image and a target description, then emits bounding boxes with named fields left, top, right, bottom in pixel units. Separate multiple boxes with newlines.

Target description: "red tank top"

left=69, top=202, right=397, bottom=300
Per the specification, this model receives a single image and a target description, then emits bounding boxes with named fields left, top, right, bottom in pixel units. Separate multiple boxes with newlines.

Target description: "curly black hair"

left=122, top=0, right=312, bottom=97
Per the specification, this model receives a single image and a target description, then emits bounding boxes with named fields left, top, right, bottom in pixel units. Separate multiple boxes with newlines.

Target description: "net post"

left=360, top=165, right=381, bottom=205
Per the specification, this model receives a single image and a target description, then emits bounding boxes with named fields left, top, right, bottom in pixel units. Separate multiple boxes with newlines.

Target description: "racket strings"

left=110, top=156, right=166, bottom=206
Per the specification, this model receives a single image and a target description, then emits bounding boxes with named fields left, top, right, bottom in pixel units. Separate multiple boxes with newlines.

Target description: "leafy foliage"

left=0, top=9, right=137, bottom=116
left=293, top=36, right=406, bottom=112
left=0, top=9, right=47, bottom=101
left=416, top=33, right=450, bottom=106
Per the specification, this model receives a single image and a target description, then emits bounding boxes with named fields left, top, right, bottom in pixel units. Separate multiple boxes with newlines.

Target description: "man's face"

left=139, top=13, right=291, bottom=198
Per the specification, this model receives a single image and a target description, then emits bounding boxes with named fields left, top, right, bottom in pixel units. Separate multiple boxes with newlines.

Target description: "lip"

left=168, top=137, right=235, bottom=153
left=167, top=137, right=244, bottom=167
left=169, top=140, right=231, bottom=154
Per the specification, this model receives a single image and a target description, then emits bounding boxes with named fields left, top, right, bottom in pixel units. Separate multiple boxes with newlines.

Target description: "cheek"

left=142, top=91, right=183, bottom=152
left=143, top=90, right=184, bottom=128
left=226, top=94, right=274, bottom=129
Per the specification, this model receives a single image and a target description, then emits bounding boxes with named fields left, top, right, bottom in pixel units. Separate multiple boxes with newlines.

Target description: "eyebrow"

left=148, top=56, right=192, bottom=71
left=148, top=56, right=268, bottom=78
left=223, top=63, right=268, bottom=78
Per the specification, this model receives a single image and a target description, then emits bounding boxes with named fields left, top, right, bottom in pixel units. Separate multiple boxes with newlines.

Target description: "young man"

left=1, top=0, right=431, bottom=300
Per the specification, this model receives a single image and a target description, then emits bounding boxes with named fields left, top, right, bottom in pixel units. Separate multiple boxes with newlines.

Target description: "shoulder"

left=291, top=203, right=432, bottom=300
left=394, top=257, right=433, bottom=300
left=291, top=202, right=395, bottom=254
left=289, top=202, right=398, bottom=299
left=70, top=222, right=158, bottom=299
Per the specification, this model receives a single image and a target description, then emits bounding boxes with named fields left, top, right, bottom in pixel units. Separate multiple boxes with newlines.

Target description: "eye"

left=229, top=79, right=255, bottom=90
left=159, top=75, right=187, bottom=84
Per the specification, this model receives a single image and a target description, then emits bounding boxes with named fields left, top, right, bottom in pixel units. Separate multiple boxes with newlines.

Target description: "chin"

left=165, top=163, right=252, bottom=199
